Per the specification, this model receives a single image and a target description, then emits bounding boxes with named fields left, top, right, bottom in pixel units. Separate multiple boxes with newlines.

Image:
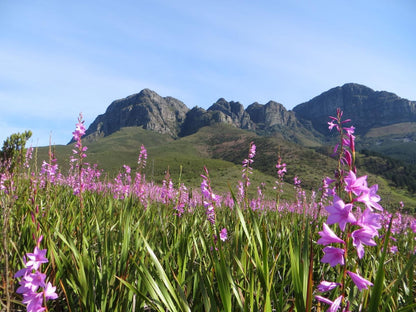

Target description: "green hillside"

left=357, top=122, right=416, bottom=164
left=33, top=125, right=416, bottom=211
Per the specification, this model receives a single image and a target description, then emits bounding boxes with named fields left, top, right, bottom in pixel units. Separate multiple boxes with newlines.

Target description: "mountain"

left=179, top=98, right=301, bottom=137
left=80, top=88, right=189, bottom=142
left=293, top=83, right=416, bottom=135
left=79, top=83, right=416, bottom=163
left=246, top=100, right=297, bottom=130
left=292, top=83, right=416, bottom=163
left=82, top=90, right=320, bottom=146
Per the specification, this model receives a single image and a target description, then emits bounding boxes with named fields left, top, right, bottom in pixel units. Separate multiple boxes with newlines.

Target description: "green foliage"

left=359, top=122, right=416, bottom=164
left=1, top=130, right=32, bottom=172
left=359, top=149, right=416, bottom=195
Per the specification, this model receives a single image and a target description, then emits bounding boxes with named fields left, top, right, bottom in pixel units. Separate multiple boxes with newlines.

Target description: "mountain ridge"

left=77, top=83, right=416, bottom=163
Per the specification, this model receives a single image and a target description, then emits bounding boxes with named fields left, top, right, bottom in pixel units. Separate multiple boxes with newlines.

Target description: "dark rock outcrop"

left=179, top=98, right=303, bottom=137
left=207, top=99, right=254, bottom=130
left=246, top=101, right=299, bottom=131
left=179, top=107, right=229, bottom=136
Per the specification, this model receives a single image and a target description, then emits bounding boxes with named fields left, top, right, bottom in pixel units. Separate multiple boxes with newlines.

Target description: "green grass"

left=2, top=175, right=415, bottom=311
left=365, top=122, right=416, bottom=138
left=359, top=123, right=416, bottom=164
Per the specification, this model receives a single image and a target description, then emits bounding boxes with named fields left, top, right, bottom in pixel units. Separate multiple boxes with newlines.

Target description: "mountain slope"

left=291, top=83, right=416, bottom=163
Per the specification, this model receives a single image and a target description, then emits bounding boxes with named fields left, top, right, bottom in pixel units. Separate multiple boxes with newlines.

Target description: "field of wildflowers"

left=1, top=111, right=415, bottom=311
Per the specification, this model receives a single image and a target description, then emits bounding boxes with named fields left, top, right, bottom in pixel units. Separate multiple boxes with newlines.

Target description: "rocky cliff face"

left=179, top=107, right=234, bottom=136
left=293, top=83, right=416, bottom=135
left=207, top=99, right=254, bottom=130
left=179, top=98, right=300, bottom=136
left=83, top=89, right=189, bottom=141
left=246, top=101, right=299, bottom=131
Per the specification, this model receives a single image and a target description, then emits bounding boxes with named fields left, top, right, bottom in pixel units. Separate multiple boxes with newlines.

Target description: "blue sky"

left=1, top=0, right=415, bottom=146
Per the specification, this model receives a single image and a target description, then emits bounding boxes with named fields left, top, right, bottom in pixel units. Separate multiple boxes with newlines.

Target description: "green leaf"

left=368, top=215, right=393, bottom=311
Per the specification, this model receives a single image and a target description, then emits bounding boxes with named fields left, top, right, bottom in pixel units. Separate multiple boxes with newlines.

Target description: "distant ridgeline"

left=73, top=83, right=416, bottom=165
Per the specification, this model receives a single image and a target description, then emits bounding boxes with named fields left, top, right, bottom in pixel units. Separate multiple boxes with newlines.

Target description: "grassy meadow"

left=1, top=114, right=416, bottom=311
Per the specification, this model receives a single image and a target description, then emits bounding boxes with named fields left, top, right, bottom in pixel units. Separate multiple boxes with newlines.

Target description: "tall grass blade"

left=141, top=232, right=191, bottom=312
left=368, top=215, right=393, bottom=311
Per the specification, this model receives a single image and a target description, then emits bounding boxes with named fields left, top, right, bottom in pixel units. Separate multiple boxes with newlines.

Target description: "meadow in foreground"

left=1, top=110, right=415, bottom=311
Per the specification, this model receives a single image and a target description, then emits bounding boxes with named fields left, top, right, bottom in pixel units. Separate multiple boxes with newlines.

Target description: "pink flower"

left=276, top=163, right=286, bottom=175
left=321, top=246, right=345, bottom=267
left=22, top=291, right=45, bottom=312
left=347, top=271, right=373, bottom=291
left=137, top=145, right=147, bottom=169
left=219, top=228, right=228, bottom=242
left=15, top=245, right=58, bottom=311
left=16, top=271, right=46, bottom=293
left=326, top=196, right=356, bottom=231
left=343, top=150, right=353, bottom=167
left=275, top=157, right=287, bottom=180
left=315, top=295, right=343, bottom=311
left=249, top=142, right=256, bottom=159
left=328, top=120, right=337, bottom=131
left=343, top=126, right=355, bottom=136
left=43, top=282, right=58, bottom=300
left=356, top=184, right=383, bottom=211
left=315, top=295, right=333, bottom=306
left=356, top=208, right=381, bottom=232
left=351, top=227, right=377, bottom=259
left=317, top=223, right=345, bottom=245
left=343, top=132, right=355, bottom=153
left=123, top=165, right=131, bottom=174
left=242, top=142, right=256, bottom=181
left=205, top=204, right=215, bottom=225
left=317, top=280, right=341, bottom=292
left=72, top=113, right=86, bottom=142
left=344, top=171, right=368, bottom=196
left=25, top=247, right=49, bottom=271
left=201, top=167, right=216, bottom=225
left=324, top=177, right=336, bottom=186
left=389, top=245, right=398, bottom=253
left=411, top=220, right=416, bottom=233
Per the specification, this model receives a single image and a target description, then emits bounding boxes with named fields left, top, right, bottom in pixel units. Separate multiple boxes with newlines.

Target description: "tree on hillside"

left=1, top=130, right=32, bottom=172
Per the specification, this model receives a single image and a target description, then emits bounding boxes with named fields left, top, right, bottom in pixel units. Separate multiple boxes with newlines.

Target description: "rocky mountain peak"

left=82, top=89, right=189, bottom=141
left=293, top=83, right=416, bottom=135
left=208, top=98, right=254, bottom=130
left=246, top=100, right=298, bottom=131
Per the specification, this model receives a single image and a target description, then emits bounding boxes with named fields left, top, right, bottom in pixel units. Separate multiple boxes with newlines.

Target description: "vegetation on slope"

left=33, top=124, right=416, bottom=211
